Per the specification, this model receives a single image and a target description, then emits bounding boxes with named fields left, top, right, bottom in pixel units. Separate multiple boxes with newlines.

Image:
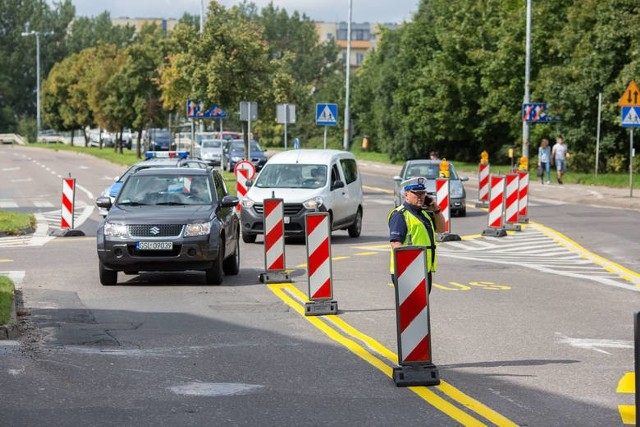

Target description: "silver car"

left=199, top=138, right=224, bottom=166
left=393, top=159, right=469, bottom=216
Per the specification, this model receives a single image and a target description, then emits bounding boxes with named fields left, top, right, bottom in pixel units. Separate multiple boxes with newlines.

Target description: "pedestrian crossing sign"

left=316, top=103, right=338, bottom=126
left=621, top=106, right=640, bottom=128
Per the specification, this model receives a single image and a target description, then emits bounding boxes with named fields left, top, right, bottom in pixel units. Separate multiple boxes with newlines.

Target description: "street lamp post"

left=21, top=30, right=49, bottom=139
left=522, top=0, right=532, bottom=159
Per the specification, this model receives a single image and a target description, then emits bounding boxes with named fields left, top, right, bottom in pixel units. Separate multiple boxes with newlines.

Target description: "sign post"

left=276, top=104, right=296, bottom=150
left=618, top=81, right=639, bottom=198
left=240, top=101, right=258, bottom=159
left=316, top=103, right=338, bottom=149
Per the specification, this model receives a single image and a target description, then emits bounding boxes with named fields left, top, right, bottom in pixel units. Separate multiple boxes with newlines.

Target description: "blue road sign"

left=522, top=103, right=549, bottom=123
left=316, top=103, right=338, bottom=126
left=622, top=106, right=640, bottom=128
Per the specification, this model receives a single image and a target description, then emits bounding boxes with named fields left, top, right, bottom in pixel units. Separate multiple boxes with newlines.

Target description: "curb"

left=0, top=295, right=19, bottom=340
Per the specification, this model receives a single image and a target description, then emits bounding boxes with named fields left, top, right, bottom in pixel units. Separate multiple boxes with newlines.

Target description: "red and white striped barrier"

left=504, top=173, right=521, bottom=231
left=482, top=175, right=507, bottom=237
left=517, top=171, right=530, bottom=223
left=304, top=212, right=337, bottom=316
left=476, top=163, right=490, bottom=207
left=435, top=178, right=460, bottom=242
left=61, top=178, right=76, bottom=229
left=391, top=246, right=440, bottom=386
left=258, top=198, right=290, bottom=284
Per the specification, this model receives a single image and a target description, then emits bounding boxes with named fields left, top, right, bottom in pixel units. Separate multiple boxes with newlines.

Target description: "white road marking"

left=556, top=333, right=633, bottom=355
left=0, top=201, right=18, bottom=208
left=168, top=383, right=264, bottom=397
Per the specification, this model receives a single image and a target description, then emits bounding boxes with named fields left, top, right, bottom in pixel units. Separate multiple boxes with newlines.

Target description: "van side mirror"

left=331, top=180, right=345, bottom=190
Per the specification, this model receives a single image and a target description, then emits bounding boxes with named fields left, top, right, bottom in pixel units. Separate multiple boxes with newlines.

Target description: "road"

left=1, top=145, right=640, bottom=426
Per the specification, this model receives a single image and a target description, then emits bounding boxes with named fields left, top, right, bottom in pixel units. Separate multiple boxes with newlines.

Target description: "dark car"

left=393, top=159, right=469, bottom=216
left=97, top=151, right=210, bottom=217
left=96, top=167, right=240, bottom=286
left=144, top=128, right=175, bottom=151
left=224, top=139, right=267, bottom=172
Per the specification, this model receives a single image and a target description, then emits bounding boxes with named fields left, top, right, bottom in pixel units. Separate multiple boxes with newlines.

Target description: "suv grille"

left=128, top=224, right=184, bottom=238
left=253, top=203, right=304, bottom=216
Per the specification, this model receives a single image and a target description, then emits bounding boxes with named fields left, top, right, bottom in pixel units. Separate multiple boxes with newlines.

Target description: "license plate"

left=137, top=241, right=173, bottom=250
left=284, top=216, right=290, bottom=224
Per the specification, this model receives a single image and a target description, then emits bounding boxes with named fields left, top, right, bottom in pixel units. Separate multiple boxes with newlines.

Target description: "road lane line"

left=268, top=283, right=518, bottom=426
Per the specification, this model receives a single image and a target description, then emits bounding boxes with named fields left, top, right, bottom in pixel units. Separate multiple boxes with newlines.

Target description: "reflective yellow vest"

left=388, top=206, right=438, bottom=274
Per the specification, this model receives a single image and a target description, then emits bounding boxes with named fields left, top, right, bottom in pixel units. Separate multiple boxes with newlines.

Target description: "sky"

left=68, top=0, right=418, bottom=24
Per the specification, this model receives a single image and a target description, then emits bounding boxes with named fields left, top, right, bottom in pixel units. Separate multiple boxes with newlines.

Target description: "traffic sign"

left=522, top=103, right=548, bottom=123
left=234, top=160, right=256, bottom=180
left=622, top=106, right=640, bottom=128
left=316, top=103, right=338, bottom=126
left=276, top=104, right=296, bottom=124
left=618, top=81, right=640, bottom=107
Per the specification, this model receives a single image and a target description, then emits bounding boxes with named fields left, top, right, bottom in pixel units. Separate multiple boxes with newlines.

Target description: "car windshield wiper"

left=118, top=201, right=147, bottom=206
left=156, top=202, right=188, bottom=206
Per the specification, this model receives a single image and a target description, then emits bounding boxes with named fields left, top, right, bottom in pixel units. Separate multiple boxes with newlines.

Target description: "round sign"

left=234, top=160, right=256, bottom=181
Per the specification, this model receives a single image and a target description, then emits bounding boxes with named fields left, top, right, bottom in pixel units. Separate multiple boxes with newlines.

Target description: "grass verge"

left=0, top=210, right=36, bottom=236
left=0, top=275, right=15, bottom=325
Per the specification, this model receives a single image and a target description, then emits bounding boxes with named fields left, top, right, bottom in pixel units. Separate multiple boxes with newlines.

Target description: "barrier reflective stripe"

left=436, top=178, right=450, bottom=233
left=235, top=168, right=249, bottom=210
left=306, top=212, right=332, bottom=300
left=478, top=163, right=490, bottom=202
left=488, top=175, right=505, bottom=229
left=394, top=246, right=432, bottom=363
left=61, top=178, right=75, bottom=229
left=263, top=198, right=285, bottom=271
left=518, top=171, right=529, bottom=220
left=504, top=173, right=520, bottom=224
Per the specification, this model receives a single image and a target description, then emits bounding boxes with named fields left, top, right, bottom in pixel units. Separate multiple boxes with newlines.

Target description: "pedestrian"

left=388, top=177, right=445, bottom=293
left=538, top=138, right=551, bottom=184
left=551, top=135, right=569, bottom=184
left=429, top=151, right=439, bottom=160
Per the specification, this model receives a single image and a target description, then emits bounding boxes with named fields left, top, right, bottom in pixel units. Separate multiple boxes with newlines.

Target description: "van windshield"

left=255, top=164, right=327, bottom=189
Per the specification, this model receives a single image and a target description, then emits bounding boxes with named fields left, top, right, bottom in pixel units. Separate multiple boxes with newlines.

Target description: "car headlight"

left=231, top=155, right=242, bottom=162
left=183, top=221, right=212, bottom=237
left=450, top=182, right=465, bottom=198
left=303, top=197, right=324, bottom=210
left=241, top=197, right=255, bottom=208
left=104, top=222, right=129, bottom=238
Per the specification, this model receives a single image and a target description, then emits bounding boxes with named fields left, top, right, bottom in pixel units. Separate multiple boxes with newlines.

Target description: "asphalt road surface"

left=1, top=145, right=639, bottom=426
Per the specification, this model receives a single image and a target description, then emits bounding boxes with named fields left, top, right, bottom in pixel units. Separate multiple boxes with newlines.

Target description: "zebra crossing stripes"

left=437, top=224, right=640, bottom=291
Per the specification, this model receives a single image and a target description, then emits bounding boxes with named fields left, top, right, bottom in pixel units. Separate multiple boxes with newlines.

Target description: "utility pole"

left=21, top=30, right=50, bottom=139
left=522, top=0, right=532, bottom=159
left=343, top=0, right=352, bottom=151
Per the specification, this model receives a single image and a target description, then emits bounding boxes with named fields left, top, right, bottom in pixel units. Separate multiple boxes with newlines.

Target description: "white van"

left=240, top=149, right=363, bottom=242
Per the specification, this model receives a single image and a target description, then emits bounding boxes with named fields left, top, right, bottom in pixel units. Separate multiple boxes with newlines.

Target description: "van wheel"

left=242, top=230, right=257, bottom=243
left=348, top=208, right=362, bottom=238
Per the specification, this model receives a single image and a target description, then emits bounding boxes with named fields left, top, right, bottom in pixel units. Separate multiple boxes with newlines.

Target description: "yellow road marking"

left=363, top=185, right=394, bottom=194
left=0, top=259, right=13, bottom=263
left=619, top=405, right=636, bottom=425
left=617, top=372, right=635, bottom=393
left=268, top=282, right=518, bottom=426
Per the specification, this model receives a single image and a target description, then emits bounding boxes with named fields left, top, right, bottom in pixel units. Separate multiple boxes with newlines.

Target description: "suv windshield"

left=404, top=163, right=459, bottom=180
left=255, top=164, right=327, bottom=189
left=202, top=139, right=222, bottom=149
left=118, top=174, right=213, bottom=206
left=230, top=140, right=262, bottom=152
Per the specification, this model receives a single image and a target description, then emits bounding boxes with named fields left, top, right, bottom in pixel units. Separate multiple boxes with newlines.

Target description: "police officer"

left=388, top=177, right=445, bottom=292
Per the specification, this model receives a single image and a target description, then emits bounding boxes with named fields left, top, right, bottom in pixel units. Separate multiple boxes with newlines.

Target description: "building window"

left=356, top=52, right=365, bottom=65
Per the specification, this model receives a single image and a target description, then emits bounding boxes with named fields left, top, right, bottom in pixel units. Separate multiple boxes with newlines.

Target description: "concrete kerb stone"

left=0, top=294, right=19, bottom=340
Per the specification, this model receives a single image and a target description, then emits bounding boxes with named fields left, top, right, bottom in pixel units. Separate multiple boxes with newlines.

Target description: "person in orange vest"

left=388, top=177, right=445, bottom=293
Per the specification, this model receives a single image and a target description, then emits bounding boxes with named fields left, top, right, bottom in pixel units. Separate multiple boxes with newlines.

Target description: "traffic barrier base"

left=518, top=216, right=530, bottom=224
left=436, top=232, right=461, bottom=242
left=50, top=228, right=85, bottom=237
left=475, top=200, right=489, bottom=208
left=503, top=223, right=521, bottom=232
left=393, top=363, right=440, bottom=387
left=259, top=271, right=291, bottom=284
left=304, top=300, right=338, bottom=316
left=482, top=227, right=507, bottom=237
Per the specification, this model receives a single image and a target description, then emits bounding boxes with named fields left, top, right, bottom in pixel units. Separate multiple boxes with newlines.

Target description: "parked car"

left=240, top=149, right=363, bottom=243
left=200, top=138, right=225, bottom=166
left=224, top=139, right=267, bottom=172
left=96, top=151, right=210, bottom=217
left=393, top=159, right=469, bottom=216
left=144, top=128, right=175, bottom=151
left=96, top=167, right=240, bottom=286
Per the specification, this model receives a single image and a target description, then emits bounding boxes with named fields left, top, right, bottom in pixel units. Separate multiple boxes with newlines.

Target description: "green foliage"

left=0, top=275, right=15, bottom=325
left=0, top=210, right=36, bottom=235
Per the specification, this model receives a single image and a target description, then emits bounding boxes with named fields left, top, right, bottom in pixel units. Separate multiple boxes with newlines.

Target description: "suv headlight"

left=104, top=222, right=129, bottom=238
left=184, top=221, right=212, bottom=237
left=241, top=197, right=255, bottom=208
left=231, top=155, right=242, bottom=162
left=303, top=197, right=324, bottom=210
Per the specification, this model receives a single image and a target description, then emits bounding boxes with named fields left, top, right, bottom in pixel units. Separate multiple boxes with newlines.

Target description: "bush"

left=606, top=154, right=627, bottom=173
left=17, top=117, right=37, bottom=143
left=0, top=276, right=14, bottom=325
